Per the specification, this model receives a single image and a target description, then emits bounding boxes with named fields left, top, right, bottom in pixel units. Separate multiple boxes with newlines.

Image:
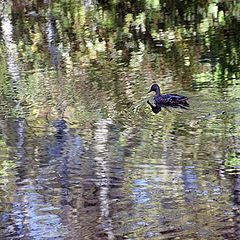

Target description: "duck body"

left=148, top=83, right=189, bottom=109
left=154, top=93, right=188, bottom=106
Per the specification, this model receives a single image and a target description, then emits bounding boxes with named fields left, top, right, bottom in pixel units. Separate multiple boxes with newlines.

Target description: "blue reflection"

left=47, top=119, right=68, bottom=158
left=132, top=179, right=151, bottom=204
left=182, top=166, right=199, bottom=191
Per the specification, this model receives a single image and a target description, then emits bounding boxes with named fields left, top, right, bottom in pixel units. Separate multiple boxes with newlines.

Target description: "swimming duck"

left=148, top=83, right=189, bottom=109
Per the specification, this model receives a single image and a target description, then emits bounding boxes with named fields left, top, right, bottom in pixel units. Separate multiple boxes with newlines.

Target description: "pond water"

left=0, top=1, right=240, bottom=239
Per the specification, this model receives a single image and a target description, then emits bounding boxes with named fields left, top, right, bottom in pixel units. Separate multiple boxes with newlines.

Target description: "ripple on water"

left=0, top=0, right=240, bottom=239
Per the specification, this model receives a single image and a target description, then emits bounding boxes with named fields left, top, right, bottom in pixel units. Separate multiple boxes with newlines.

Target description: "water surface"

left=0, top=1, right=240, bottom=239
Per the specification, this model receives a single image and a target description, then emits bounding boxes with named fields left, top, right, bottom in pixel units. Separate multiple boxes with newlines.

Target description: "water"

left=0, top=1, right=240, bottom=239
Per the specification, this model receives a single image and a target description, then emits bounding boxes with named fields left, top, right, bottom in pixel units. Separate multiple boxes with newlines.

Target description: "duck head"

left=148, top=83, right=161, bottom=96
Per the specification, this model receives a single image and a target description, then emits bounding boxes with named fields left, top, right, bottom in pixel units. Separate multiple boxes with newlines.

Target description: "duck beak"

left=147, top=89, right=152, bottom=93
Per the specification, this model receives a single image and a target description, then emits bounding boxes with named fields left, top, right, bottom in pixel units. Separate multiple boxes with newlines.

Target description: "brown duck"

left=148, top=83, right=189, bottom=109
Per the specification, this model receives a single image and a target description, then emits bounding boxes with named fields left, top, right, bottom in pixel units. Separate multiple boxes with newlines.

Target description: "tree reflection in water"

left=0, top=0, right=240, bottom=239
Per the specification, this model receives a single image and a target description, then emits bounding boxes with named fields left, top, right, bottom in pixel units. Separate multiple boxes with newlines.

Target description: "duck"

left=148, top=83, right=189, bottom=109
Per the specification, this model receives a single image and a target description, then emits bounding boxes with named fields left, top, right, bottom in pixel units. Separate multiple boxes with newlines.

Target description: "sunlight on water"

left=0, top=0, right=240, bottom=239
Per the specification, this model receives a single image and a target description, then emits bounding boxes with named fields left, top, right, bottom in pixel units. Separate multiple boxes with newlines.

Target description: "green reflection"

left=0, top=0, right=240, bottom=239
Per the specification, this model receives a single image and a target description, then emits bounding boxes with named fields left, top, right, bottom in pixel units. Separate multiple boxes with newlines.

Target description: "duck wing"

left=155, top=94, right=189, bottom=107
left=165, top=94, right=188, bottom=101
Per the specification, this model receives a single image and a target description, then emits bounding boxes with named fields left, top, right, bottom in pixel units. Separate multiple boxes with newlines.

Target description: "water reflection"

left=1, top=3, right=20, bottom=85
left=0, top=0, right=240, bottom=239
left=46, top=13, right=60, bottom=68
left=147, top=100, right=162, bottom=114
left=147, top=99, right=190, bottom=114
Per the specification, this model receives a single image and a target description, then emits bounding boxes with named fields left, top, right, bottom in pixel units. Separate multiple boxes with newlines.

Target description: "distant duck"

left=148, top=83, right=189, bottom=109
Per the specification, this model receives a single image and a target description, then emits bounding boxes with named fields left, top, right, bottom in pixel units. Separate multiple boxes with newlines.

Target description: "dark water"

left=0, top=1, right=240, bottom=239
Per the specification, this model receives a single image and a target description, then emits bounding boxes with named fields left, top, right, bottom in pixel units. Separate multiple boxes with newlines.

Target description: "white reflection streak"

left=46, top=16, right=55, bottom=48
left=83, top=0, right=94, bottom=8
left=1, top=1, right=20, bottom=84
left=45, top=3, right=60, bottom=68
left=94, top=119, right=114, bottom=240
